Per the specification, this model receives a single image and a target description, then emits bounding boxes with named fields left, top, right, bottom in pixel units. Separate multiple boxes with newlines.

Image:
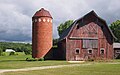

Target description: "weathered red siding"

left=65, top=14, right=114, bottom=61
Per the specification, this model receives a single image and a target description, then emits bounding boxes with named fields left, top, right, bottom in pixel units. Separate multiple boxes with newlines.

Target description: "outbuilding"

left=5, top=49, right=15, bottom=52
left=113, top=43, right=120, bottom=59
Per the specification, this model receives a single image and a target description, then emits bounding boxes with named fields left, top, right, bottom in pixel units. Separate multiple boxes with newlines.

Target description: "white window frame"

left=75, top=48, right=80, bottom=54
left=116, top=50, right=120, bottom=53
left=100, top=48, right=105, bottom=54
left=88, top=48, right=93, bottom=54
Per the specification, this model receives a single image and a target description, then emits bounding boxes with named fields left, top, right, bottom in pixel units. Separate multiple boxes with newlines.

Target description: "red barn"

left=58, top=11, right=116, bottom=61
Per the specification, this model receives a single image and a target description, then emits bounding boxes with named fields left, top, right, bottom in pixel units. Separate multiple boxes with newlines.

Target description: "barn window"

left=77, top=25, right=80, bottom=29
left=88, top=49, right=92, bottom=54
left=116, top=50, right=120, bottom=53
left=76, top=23, right=80, bottom=29
left=82, top=39, right=98, bottom=48
left=100, top=48, right=105, bottom=54
left=75, top=48, right=80, bottom=54
left=101, top=25, right=103, bottom=29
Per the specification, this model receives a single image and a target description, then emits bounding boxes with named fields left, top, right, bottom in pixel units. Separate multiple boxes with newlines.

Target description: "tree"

left=22, top=46, right=32, bottom=55
left=109, top=20, right=120, bottom=42
left=57, top=20, right=74, bottom=36
left=0, top=48, right=3, bottom=56
left=53, top=39, right=58, bottom=46
left=0, top=42, right=32, bottom=53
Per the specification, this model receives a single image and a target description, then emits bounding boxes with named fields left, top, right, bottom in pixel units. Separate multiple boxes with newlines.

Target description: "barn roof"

left=113, top=43, right=120, bottom=48
left=59, top=10, right=116, bottom=41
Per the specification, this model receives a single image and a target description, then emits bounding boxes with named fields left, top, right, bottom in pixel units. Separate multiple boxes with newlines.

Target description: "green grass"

left=1, top=52, right=120, bottom=75
left=0, top=52, right=28, bottom=60
left=2, top=63, right=120, bottom=75
left=0, top=52, right=69, bottom=69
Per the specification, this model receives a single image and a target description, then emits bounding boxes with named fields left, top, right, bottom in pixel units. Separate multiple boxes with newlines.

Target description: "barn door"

left=75, top=55, right=78, bottom=60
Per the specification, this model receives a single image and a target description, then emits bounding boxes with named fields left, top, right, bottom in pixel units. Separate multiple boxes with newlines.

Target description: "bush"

left=24, top=47, right=32, bottom=55
left=9, top=52, right=15, bottom=56
left=26, top=57, right=44, bottom=61
left=24, top=50, right=31, bottom=55
left=1, top=52, right=6, bottom=56
left=0, top=48, right=3, bottom=56
left=38, top=58, right=44, bottom=61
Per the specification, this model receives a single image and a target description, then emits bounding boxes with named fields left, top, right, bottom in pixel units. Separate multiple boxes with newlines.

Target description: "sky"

left=0, top=0, right=120, bottom=42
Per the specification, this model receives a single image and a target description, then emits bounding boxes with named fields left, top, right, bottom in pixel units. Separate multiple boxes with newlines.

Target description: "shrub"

left=0, top=48, right=3, bottom=56
left=38, top=58, right=44, bottom=61
left=24, top=48, right=32, bottom=55
left=24, top=50, right=31, bottom=55
left=26, top=58, right=31, bottom=61
left=9, top=52, right=15, bottom=56
left=1, top=52, right=6, bottom=56
left=26, top=57, right=44, bottom=61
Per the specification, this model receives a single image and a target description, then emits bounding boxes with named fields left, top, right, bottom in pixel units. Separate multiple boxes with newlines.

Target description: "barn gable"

left=59, top=10, right=116, bottom=41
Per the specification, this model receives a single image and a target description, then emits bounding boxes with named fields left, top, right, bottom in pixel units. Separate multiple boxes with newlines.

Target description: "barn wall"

left=57, top=39, right=66, bottom=60
left=97, top=20, right=114, bottom=59
left=66, top=16, right=113, bottom=61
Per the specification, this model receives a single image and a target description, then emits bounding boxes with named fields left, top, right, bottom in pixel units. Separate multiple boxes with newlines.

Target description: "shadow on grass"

left=0, top=60, right=27, bottom=62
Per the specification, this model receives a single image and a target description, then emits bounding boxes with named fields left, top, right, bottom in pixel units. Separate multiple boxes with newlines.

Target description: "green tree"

left=0, top=48, right=3, bottom=56
left=53, top=39, right=58, bottom=46
left=109, top=20, right=120, bottom=42
left=23, top=46, right=32, bottom=55
left=57, top=20, right=74, bottom=36
left=0, top=42, right=32, bottom=53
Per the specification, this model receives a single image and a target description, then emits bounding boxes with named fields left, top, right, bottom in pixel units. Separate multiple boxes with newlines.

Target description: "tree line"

left=0, top=42, right=32, bottom=55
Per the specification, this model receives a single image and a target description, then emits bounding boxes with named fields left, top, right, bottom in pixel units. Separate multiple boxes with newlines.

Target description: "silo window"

left=47, top=19, right=50, bottom=22
left=38, top=18, right=41, bottom=22
left=50, top=20, right=52, bottom=23
left=35, top=19, right=37, bottom=22
left=43, top=19, right=46, bottom=22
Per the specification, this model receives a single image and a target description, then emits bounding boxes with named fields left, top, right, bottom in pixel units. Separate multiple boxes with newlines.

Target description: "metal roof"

left=33, top=8, right=52, bottom=18
left=113, top=43, right=120, bottom=48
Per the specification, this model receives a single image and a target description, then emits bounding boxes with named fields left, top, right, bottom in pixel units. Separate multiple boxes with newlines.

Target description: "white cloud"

left=0, top=0, right=120, bottom=41
left=0, top=2, right=31, bottom=41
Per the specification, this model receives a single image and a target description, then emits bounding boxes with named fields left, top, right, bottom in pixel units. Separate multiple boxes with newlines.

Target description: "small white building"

left=113, top=43, right=120, bottom=58
left=5, top=49, right=15, bottom=52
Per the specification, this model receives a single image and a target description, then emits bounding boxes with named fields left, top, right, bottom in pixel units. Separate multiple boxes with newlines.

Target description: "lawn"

left=0, top=52, right=70, bottom=69
left=0, top=52, right=120, bottom=75
left=2, top=63, right=120, bottom=75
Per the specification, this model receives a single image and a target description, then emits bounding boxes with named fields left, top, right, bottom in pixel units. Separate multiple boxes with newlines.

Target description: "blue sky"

left=0, top=0, right=120, bottom=42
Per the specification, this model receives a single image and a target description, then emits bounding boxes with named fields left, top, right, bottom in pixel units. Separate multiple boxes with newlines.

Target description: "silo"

left=32, top=8, right=53, bottom=58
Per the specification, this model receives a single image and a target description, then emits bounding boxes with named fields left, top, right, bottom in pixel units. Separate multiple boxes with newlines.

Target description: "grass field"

left=0, top=52, right=120, bottom=75
left=2, top=62, right=120, bottom=75
left=0, top=52, right=70, bottom=69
